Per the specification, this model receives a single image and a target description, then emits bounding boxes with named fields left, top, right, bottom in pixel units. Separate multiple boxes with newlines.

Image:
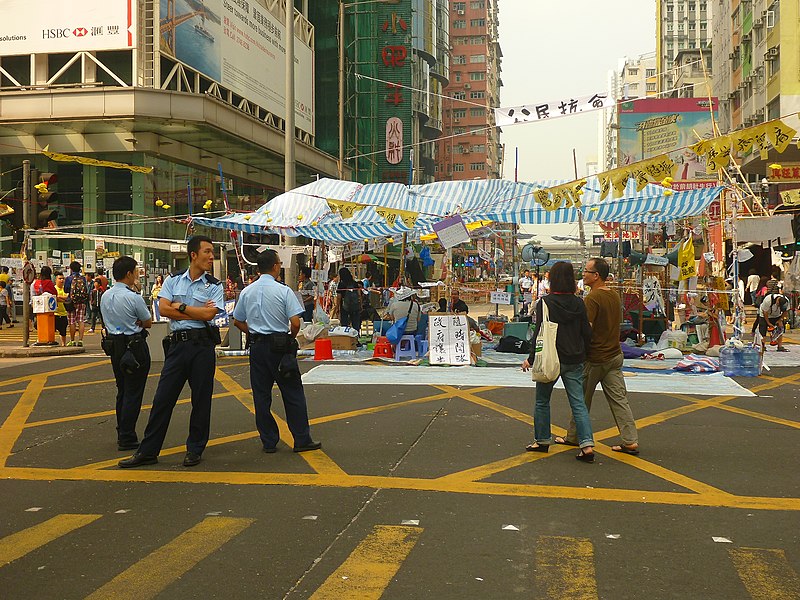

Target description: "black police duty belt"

left=249, top=332, right=290, bottom=342
left=168, top=328, right=211, bottom=343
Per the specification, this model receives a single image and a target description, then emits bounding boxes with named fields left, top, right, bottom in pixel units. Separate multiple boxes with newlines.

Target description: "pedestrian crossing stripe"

left=1, top=516, right=799, bottom=598
left=0, top=513, right=101, bottom=568
left=85, top=516, right=254, bottom=600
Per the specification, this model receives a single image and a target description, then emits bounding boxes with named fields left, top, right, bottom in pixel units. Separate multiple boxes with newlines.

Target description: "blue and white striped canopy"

left=191, top=177, right=722, bottom=243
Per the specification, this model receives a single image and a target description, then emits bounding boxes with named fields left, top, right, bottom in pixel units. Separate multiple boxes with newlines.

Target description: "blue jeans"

left=534, top=362, right=594, bottom=449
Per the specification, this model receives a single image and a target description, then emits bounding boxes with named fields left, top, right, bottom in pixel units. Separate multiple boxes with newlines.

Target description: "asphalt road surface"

left=0, top=355, right=798, bottom=599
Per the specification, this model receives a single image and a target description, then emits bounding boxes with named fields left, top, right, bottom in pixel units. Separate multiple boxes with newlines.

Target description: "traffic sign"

left=22, top=261, right=35, bottom=284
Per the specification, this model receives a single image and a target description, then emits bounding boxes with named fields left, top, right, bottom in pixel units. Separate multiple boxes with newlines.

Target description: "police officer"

left=119, top=235, right=224, bottom=468
left=100, top=256, right=152, bottom=451
left=233, top=249, right=321, bottom=453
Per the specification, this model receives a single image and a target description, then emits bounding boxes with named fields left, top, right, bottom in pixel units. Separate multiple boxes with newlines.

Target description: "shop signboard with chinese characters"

left=377, top=2, right=412, bottom=184
left=618, top=97, right=718, bottom=183
left=768, top=163, right=800, bottom=183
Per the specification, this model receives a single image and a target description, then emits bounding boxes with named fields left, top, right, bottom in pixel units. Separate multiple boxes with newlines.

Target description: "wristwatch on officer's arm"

left=178, top=303, right=187, bottom=313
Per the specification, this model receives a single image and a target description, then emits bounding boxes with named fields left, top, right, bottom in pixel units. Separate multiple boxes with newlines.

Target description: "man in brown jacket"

left=556, top=257, right=640, bottom=454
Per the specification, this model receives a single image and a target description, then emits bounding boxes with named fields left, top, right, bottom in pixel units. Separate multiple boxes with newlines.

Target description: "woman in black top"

left=336, top=268, right=362, bottom=333
left=521, top=261, right=595, bottom=462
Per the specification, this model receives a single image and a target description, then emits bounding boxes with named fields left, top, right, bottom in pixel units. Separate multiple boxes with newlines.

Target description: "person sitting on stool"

left=232, top=249, right=321, bottom=454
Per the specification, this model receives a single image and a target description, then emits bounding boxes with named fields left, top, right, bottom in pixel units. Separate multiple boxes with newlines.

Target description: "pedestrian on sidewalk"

left=522, top=261, right=595, bottom=462
left=54, top=272, right=69, bottom=346
left=100, top=256, right=152, bottom=451
left=119, top=236, right=224, bottom=469
left=557, top=257, right=640, bottom=455
left=0, top=281, right=13, bottom=328
left=65, top=261, right=88, bottom=347
left=232, top=249, right=321, bottom=454
left=88, top=279, right=104, bottom=332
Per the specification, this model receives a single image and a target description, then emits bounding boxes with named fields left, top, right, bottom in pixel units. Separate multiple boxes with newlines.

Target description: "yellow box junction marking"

left=214, top=367, right=346, bottom=476
left=536, top=536, right=599, bottom=600
left=85, top=517, right=253, bottom=600
left=309, top=525, right=422, bottom=600
left=0, top=363, right=799, bottom=513
left=0, top=375, right=47, bottom=466
left=729, top=547, right=800, bottom=600
left=0, top=513, right=101, bottom=568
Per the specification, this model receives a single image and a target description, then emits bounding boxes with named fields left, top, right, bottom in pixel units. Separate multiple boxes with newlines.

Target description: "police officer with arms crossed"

left=119, top=235, right=224, bottom=468
left=100, top=256, right=152, bottom=451
left=232, top=249, right=321, bottom=453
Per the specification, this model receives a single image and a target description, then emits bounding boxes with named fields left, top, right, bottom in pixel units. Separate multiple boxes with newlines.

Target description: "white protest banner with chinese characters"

left=494, top=91, right=610, bottom=127
left=490, top=290, right=512, bottom=305
left=429, top=314, right=471, bottom=366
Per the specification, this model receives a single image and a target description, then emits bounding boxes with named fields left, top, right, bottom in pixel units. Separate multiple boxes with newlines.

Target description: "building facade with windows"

left=0, top=0, right=337, bottom=274
left=656, top=0, right=712, bottom=94
left=710, top=0, right=800, bottom=189
left=309, top=0, right=449, bottom=186
left=434, top=0, right=503, bottom=181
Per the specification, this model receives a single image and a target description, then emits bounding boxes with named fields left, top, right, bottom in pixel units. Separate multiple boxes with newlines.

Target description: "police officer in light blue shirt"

left=233, top=249, right=321, bottom=454
left=119, top=235, right=224, bottom=469
left=100, top=256, right=152, bottom=451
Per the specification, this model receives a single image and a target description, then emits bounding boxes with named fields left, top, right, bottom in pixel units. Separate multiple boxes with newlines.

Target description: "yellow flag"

left=752, top=123, right=770, bottom=160
left=42, top=148, right=153, bottom=174
left=629, top=167, right=650, bottom=191
left=326, top=199, right=367, bottom=219
left=598, top=173, right=612, bottom=201
left=610, top=168, right=631, bottom=198
left=731, top=127, right=755, bottom=154
left=779, top=189, right=800, bottom=207
left=689, top=140, right=710, bottom=156
left=534, top=188, right=552, bottom=209
left=549, top=185, right=568, bottom=210
left=678, top=238, right=697, bottom=281
left=374, top=207, right=417, bottom=228
left=642, top=155, right=676, bottom=181
left=767, top=120, right=797, bottom=154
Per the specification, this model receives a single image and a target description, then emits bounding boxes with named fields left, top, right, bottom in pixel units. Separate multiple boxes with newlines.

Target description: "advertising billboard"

left=160, top=0, right=313, bottom=135
left=618, top=97, right=718, bottom=185
left=0, top=0, right=135, bottom=55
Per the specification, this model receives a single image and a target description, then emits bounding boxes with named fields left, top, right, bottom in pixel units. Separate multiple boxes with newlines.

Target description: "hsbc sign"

left=0, top=1, right=135, bottom=55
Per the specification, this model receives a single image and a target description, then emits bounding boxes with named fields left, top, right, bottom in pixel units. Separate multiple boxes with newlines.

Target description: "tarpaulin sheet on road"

left=302, top=365, right=756, bottom=397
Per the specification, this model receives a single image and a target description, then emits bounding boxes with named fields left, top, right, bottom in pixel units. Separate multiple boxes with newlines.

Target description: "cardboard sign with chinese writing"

left=429, top=314, right=470, bottom=366
left=490, top=290, right=511, bottom=305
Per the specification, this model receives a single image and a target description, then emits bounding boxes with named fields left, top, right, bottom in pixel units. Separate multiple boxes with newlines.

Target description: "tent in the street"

left=191, top=177, right=723, bottom=243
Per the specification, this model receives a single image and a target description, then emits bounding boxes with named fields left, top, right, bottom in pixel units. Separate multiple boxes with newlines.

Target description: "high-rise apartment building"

left=656, top=0, right=713, bottom=94
left=600, top=53, right=658, bottom=172
left=308, top=0, right=449, bottom=185
left=711, top=0, right=800, bottom=185
left=435, top=0, right=503, bottom=181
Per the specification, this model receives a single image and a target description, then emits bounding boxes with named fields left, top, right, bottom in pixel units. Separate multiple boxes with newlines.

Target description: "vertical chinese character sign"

left=429, top=315, right=471, bottom=366
left=377, top=2, right=411, bottom=183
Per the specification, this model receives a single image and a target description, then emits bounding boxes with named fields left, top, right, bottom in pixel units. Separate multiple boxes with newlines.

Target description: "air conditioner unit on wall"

left=464, top=83, right=471, bottom=89
left=767, top=47, right=779, bottom=56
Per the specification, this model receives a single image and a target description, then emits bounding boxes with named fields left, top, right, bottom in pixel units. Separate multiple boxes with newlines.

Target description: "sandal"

left=611, top=444, right=640, bottom=455
left=576, top=449, right=595, bottom=463
left=525, top=443, right=549, bottom=453
left=554, top=436, right=578, bottom=447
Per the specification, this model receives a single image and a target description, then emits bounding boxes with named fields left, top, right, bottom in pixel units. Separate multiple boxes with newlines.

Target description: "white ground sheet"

left=302, top=365, right=756, bottom=397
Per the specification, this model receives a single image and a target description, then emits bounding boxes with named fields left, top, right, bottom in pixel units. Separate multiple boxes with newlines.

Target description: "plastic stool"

left=394, top=335, right=417, bottom=361
left=373, top=336, right=394, bottom=358
left=414, top=334, right=429, bottom=357
left=314, top=338, right=333, bottom=360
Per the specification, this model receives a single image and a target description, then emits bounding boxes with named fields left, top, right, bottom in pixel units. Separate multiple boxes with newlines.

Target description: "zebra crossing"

left=1, top=512, right=798, bottom=599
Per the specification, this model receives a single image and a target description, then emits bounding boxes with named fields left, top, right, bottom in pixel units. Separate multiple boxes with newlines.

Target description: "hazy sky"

left=498, top=1, right=656, bottom=181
